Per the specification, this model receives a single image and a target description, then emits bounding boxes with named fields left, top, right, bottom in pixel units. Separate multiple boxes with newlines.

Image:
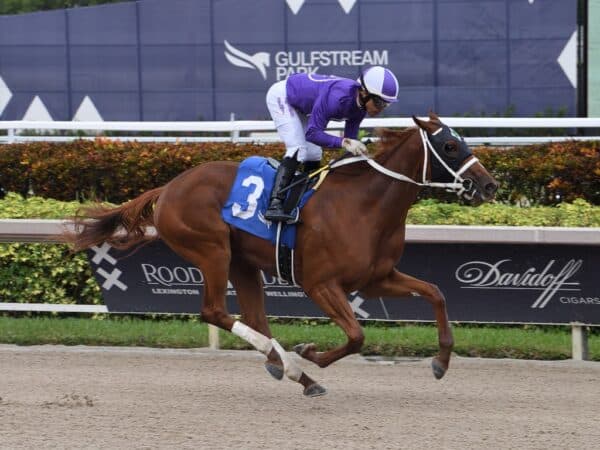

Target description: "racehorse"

left=63, top=112, right=498, bottom=397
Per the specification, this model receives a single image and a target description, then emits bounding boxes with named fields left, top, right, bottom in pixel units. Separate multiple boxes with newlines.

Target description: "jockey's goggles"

left=371, top=95, right=390, bottom=109
left=359, top=73, right=390, bottom=109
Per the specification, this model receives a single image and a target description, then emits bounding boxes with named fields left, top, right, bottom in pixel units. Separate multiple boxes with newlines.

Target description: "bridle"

left=330, top=128, right=480, bottom=199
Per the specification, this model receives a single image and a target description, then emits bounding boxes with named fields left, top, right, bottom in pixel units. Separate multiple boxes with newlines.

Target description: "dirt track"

left=0, top=345, right=598, bottom=449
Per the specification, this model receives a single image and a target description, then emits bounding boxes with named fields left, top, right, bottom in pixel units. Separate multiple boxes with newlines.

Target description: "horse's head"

left=412, top=112, right=498, bottom=205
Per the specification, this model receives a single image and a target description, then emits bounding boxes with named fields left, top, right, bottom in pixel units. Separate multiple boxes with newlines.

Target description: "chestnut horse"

left=64, top=113, right=498, bottom=397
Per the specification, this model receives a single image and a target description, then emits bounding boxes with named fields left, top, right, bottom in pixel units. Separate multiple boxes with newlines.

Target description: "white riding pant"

left=266, top=80, right=322, bottom=163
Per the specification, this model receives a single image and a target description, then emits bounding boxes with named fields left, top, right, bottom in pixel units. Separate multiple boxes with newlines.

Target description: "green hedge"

left=1, top=140, right=598, bottom=205
left=0, top=243, right=101, bottom=305
left=1, top=194, right=599, bottom=306
left=0, top=194, right=102, bottom=305
left=409, top=198, right=600, bottom=227
left=0, top=141, right=285, bottom=203
left=473, top=141, right=600, bottom=205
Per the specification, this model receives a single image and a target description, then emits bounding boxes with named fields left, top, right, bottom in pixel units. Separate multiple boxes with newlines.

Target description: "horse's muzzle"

left=462, top=178, right=497, bottom=205
left=484, top=182, right=499, bottom=198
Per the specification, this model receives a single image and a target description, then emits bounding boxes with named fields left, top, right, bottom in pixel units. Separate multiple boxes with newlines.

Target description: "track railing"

left=1, top=117, right=600, bottom=146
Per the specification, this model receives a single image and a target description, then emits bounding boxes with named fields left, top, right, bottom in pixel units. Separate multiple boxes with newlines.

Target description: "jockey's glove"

left=342, top=138, right=368, bottom=156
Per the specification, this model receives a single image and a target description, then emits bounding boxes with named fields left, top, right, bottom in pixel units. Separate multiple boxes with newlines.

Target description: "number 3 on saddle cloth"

left=221, top=156, right=319, bottom=284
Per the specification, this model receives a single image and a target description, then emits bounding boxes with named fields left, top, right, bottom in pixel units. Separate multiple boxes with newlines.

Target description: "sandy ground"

left=0, top=345, right=598, bottom=450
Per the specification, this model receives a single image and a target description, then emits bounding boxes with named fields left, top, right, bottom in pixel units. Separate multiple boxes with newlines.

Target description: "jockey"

left=264, top=66, right=399, bottom=222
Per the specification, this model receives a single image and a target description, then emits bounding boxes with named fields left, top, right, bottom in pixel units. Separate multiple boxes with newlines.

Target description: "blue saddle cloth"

left=221, top=156, right=316, bottom=248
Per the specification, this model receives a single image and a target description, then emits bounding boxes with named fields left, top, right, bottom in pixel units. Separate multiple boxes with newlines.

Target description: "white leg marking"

left=271, top=338, right=303, bottom=382
left=231, top=321, right=273, bottom=355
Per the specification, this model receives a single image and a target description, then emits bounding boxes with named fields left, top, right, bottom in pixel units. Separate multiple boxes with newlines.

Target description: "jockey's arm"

left=343, top=118, right=361, bottom=141
left=304, top=95, right=344, bottom=149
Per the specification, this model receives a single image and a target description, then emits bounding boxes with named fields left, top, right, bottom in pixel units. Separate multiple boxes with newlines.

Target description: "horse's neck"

left=320, top=129, right=423, bottom=235
left=362, top=129, right=423, bottom=226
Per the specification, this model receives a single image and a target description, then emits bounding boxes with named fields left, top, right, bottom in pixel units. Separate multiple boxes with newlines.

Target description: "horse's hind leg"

left=294, top=282, right=366, bottom=368
left=229, top=257, right=325, bottom=397
left=166, top=239, right=236, bottom=332
left=360, top=269, right=454, bottom=379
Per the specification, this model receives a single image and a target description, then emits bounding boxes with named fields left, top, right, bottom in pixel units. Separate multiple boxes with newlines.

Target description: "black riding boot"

left=264, top=157, right=299, bottom=222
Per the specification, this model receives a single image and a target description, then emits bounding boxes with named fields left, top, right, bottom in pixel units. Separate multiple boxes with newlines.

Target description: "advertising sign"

left=88, top=240, right=600, bottom=325
left=0, top=0, right=578, bottom=121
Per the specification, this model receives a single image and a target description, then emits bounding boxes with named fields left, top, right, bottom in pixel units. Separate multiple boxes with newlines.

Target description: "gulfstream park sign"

left=224, top=40, right=389, bottom=81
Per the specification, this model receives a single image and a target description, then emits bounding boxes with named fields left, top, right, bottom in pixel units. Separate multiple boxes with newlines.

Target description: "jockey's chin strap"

left=330, top=128, right=479, bottom=198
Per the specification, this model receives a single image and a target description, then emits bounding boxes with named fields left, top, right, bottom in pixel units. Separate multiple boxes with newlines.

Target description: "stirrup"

left=264, top=206, right=299, bottom=224
left=285, top=207, right=300, bottom=224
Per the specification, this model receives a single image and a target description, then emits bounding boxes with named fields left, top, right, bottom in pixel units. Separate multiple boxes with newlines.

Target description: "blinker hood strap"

left=422, top=129, right=479, bottom=196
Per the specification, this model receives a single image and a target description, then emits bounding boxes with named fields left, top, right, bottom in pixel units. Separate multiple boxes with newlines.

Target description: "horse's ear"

left=412, top=115, right=428, bottom=130
left=428, top=110, right=441, bottom=123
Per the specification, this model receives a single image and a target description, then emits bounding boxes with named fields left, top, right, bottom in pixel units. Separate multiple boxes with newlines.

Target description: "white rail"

left=1, top=219, right=599, bottom=245
left=2, top=117, right=600, bottom=131
left=2, top=134, right=599, bottom=147
left=1, top=118, right=599, bottom=146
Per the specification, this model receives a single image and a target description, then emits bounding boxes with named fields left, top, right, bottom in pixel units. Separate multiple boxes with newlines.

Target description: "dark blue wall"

left=0, top=0, right=577, bottom=121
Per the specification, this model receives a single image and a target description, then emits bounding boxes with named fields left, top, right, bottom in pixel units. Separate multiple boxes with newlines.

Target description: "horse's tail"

left=62, top=187, right=163, bottom=252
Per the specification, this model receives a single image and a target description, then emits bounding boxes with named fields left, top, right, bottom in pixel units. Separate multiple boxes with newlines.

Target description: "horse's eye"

left=444, top=142, right=456, bottom=154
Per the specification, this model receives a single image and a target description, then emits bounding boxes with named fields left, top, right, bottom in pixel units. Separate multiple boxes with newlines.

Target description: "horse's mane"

left=373, top=127, right=417, bottom=162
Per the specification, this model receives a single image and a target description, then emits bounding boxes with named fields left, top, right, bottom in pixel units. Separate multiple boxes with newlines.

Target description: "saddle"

left=221, top=156, right=328, bottom=284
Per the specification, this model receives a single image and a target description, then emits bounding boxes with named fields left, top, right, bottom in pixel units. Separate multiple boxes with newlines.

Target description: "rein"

left=329, top=128, right=479, bottom=198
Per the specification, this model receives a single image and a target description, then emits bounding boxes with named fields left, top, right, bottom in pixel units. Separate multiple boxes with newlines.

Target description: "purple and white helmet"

left=359, top=66, right=399, bottom=103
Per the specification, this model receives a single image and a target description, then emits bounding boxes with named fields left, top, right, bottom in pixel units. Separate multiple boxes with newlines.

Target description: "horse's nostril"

left=485, top=183, right=498, bottom=194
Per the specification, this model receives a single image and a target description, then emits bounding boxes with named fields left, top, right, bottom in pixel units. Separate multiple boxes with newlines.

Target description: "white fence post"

left=571, top=322, right=589, bottom=361
left=230, top=113, right=239, bottom=143
left=208, top=324, right=220, bottom=350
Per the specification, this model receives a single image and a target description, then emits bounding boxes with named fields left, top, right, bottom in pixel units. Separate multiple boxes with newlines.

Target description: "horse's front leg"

left=228, top=257, right=326, bottom=397
left=295, top=283, right=365, bottom=368
left=361, top=269, right=453, bottom=379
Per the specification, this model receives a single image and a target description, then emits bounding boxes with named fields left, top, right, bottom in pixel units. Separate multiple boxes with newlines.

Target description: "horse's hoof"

left=293, top=343, right=314, bottom=357
left=431, top=358, right=447, bottom=380
left=293, top=343, right=307, bottom=355
left=303, top=383, right=327, bottom=397
left=264, top=361, right=284, bottom=380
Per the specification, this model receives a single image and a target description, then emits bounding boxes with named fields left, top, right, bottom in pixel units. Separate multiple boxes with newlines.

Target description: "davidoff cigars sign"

left=89, top=242, right=600, bottom=325
left=455, top=259, right=583, bottom=309
left=390, top=244, right=599, bottom=324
